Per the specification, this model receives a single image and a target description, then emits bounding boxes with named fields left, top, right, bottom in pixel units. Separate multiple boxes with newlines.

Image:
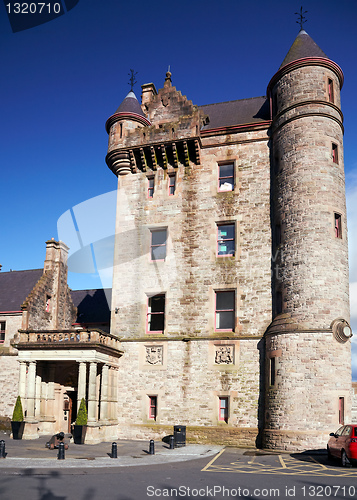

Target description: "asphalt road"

left=0, top=448, right=356, bottom=500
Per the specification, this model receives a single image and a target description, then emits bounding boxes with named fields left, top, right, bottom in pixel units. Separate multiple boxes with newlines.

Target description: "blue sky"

left=1, top=0, right=357, bottom=376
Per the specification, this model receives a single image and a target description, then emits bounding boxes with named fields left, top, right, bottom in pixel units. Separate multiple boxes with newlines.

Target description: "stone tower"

left=264, top=30, right=352, bottom=449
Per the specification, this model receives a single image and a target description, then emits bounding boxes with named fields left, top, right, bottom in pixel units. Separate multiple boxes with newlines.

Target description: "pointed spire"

left=279, top=30, right=328, bottom=68
left=114, top=90, right=147, bottom=117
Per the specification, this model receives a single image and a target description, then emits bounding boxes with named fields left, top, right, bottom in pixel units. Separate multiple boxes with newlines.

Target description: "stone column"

left=77, top=362, right=87, bottom=410
left=100, top=365, right=109, bottom=422
left=108, top=367, right=113, bottom=420
left=35, top=369, right=42, bottom=419
left=87, top=362, right=98, bottom=424
left=26, top=361, right=37, bottom=421
left=112, top=367, right=118, bottom=422
left=46, top=364, right=56, bottom=420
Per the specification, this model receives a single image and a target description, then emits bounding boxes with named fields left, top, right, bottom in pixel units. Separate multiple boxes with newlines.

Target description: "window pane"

left=152, top=230, right=167, bottom=246
left=216, top=291, right=235, bottom=311
left=218, top=224, right=234, bottom=240
left=220, top=398, right=227, bottom=409
left=150, top=313, right=164, bottom=331
left=216, top=310, right=234, bottom=330
left=152, top=246, right=166, bottom=260
left=150, top=295, right=165, bottom=313
left=218, top=240, right=235, bottom=255
left=219, top=164, right=234, bottom=178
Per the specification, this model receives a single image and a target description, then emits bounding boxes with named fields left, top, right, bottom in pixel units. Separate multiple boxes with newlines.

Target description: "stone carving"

left=145, top=346, right=163, bottom=365
left=215, top=345, right=234, bottom=365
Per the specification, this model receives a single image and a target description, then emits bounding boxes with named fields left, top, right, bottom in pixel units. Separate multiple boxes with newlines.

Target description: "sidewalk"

left=0, top=432, right=223, bottom=469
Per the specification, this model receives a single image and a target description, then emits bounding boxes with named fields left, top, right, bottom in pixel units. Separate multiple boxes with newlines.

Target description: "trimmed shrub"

left=12, top=396, right=24, bottom=422
left=76, top=398, right=88, bottom=425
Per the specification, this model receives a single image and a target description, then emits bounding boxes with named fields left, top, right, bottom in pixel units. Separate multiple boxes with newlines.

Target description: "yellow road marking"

left=201, top=447, right=225, bottom=471
left=248, top=455, right=256, bottom=464
left=309, top=455, right=328, bottom=469
left=278, top=455, right=287, bottom=468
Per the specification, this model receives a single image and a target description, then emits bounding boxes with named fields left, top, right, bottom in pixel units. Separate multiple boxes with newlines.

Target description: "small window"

left=148, top=177, right=155, bottom=198
left=215, top=291, right=235, bottom=331
left=0, top=321, right=5, bottom=343
left=151, top=229, right=167, bottom=261
left=169, top=173, right=176, bottom=196
left=334, top=213, right=342, bottom=239
left=328, top=78, right=334, bottom=104
left=332, top=143, right=338, bottom=164
left=270, top=357, right=276, bottom=386
left=149, top=395, right=157, bottom=420
left=45, top=295, right=51, bottom=312
left=147, top=294, right=165, bottom=333
left=217, top=223, right=235, bottom=256
left=219, top=397, right=229, bottom=423
left=339, top=397, right=345, bottom=425
left=218, top=164, right=234, bottom=192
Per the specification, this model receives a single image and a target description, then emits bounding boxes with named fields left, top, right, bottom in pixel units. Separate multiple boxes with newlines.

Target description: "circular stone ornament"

left=331, top=318, right=353, bottom=343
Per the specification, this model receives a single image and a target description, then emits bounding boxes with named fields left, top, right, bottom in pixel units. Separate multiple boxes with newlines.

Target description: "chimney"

left=44, top=239, right=69, bottom=272
left=141, top=83, right=157, bottom=110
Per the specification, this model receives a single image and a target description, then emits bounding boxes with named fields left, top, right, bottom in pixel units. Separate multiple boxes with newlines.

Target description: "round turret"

left=105, top=90, right=151, bottom=175
left=264, top=30, right=352, bottom=450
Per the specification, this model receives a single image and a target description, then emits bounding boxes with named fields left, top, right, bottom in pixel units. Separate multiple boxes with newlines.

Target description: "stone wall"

left=0, top=355, right=19, bottom=418
left=116, top=338, right=262, bottom=447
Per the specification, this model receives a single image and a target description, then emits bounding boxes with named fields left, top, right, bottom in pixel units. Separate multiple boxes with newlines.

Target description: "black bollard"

left=169, top=435, right=174, bottom=450
left=57, top=441, right=65, bottom=460
left=149, top=439, right=155, bottom=455
left=0, top=440, right=5, bottom=459
left=111, top=442, right=117, bottom=459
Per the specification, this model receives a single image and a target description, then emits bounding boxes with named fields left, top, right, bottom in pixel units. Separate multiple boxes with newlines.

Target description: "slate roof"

left=71, top=289, right=111, bottom=325
left=114, top=90, right=147, bottom=117
left=0, top=269, right=43, bottom=312
left=199, top=96, right=270, bottom=131
left=280, top=29, right=328, bottom=68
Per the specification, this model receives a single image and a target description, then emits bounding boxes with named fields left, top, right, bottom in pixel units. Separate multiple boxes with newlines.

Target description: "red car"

left=327, top=425, right=357, bottom=467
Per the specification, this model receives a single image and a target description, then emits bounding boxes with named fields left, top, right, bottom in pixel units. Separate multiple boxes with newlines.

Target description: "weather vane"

left=295, top=6, right=307, bottom=30
left=128, top=69, right=138, bottom=91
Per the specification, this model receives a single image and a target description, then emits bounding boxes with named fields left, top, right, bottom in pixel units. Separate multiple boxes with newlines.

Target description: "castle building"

left=105, top=29, right=352, bottom=450
left=0, top=29, right=353, bottom=450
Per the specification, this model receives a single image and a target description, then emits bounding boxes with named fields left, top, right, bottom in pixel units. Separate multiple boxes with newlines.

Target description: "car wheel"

left=327, top=446, right=332, bottom=460
left=341, top=450, right=351, bottom=467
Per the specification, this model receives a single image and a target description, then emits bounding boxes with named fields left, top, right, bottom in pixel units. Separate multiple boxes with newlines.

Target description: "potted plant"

left=73, top=398, right=87, bottom=444
left=11, top=396, right=24, bottom=440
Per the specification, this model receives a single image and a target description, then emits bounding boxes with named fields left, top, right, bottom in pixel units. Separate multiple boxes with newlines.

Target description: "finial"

left=128, top=69, right=138, bottom=91
left=295, top=6, right=307, bottom=30
left=164, top=66, right=172, bottom=87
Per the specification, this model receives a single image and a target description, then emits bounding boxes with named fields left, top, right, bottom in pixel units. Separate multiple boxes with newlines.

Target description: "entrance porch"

left=13, top=329, right=122, bottom=444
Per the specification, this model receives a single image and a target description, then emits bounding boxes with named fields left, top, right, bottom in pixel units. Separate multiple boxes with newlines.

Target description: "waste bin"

left=173, top=425, right=186, bottom=448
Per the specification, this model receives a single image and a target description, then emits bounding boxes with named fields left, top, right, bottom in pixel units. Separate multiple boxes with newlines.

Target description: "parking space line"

left=201, top=448, right=225, bottom=471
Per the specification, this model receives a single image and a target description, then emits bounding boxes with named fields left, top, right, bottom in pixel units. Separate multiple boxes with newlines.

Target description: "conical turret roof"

left=105, top=90, right=151, bottom=133
left=280, top=29, right=328, bottom=68
left=114, top=90, right=147, bottom=117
